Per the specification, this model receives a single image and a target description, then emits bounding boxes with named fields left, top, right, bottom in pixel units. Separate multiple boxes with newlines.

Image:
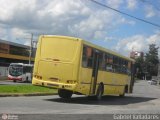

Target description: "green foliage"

left=145, top=44, right=159, bottom=65
left=0, top=85, right=57, bottom=94
left=135, top=57, right=145, bottom=79
left=135, top=44, right=159, bottom=78
left=145, top=44, right=159, bottom=76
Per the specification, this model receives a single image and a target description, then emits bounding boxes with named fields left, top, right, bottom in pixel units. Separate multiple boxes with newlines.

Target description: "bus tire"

left=119, top=86, right=126, bottom=97
left=58, top=89, right=72, bottom=99
left=13, top=80, right=16, bottom=82
left=26, top=77, right=29, bottom=83
left=96, top=84, right=103, bottom=100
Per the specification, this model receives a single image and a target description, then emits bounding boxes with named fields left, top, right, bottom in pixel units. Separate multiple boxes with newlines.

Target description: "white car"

left=148, top=79, right=157, bottom=85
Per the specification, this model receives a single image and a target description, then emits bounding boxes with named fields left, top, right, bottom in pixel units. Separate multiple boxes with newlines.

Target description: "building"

left=130, top=51, right=144, bottom=59
left=0, top=39, right=35, bottom=79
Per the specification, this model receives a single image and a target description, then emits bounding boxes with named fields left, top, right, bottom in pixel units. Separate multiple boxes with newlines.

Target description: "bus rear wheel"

left=13, top=80, right=16, bottom=82
left=119, top=86, right=126, bottom=97
left=58, top=89, right=72, bottom=99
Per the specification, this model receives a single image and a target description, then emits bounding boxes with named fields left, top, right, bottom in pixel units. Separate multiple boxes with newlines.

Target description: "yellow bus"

left=32, top=35, right=135, bottom=100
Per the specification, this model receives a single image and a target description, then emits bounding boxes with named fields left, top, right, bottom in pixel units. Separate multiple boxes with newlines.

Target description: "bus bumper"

left=32, top=78, right=77, bottom=91
left=8, top=76, right=22, bottom=81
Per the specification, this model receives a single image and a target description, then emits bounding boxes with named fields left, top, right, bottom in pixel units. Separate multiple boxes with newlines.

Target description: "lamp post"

left=29, top=33, right=33, bottom=65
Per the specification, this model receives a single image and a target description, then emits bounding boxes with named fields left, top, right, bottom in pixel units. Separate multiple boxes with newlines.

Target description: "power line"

left=89, top=0, right=160, bottom=28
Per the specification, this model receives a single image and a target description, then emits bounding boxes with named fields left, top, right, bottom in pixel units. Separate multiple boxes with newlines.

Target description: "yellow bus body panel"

left=32, top=36, right=81, bottom=91
left=32, top=35, right=133, bottom=96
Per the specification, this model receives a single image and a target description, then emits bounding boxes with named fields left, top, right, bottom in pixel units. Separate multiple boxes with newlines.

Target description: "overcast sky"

left=0, top=0, right=160, bottom=57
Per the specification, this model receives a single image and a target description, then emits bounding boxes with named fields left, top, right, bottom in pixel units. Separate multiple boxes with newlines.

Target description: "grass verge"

left=0, top=85, right=57, bottom=94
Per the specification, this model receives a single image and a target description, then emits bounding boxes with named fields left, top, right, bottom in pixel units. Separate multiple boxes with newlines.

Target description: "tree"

left=135, top=56, right=145, bottom=79
left=145, top=44, right=159, bottom=76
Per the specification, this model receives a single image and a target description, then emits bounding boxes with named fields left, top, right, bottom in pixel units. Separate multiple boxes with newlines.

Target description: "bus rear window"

left=40, top=37, right=79, bottom=62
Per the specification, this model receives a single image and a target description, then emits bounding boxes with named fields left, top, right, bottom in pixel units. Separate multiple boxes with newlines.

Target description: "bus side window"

left=82, top=46, right=93, bottom=68
left=119, top=59, right=124, bottom=73
left=105, top=54, right=113, bottom=72
left=113, top=56, right=120, bottom=73
left=82, top=47, right=87, bottom=67
left=27, top=66, right=32, bottom=73
left=125, top=61, right=128, bottom=74
left=122, top=60, right=128, bottom=74
left=23, top=66, right=32, bottom=73
left=23, top=66, right=27, bottom=74
left=99, top=52, right=105, bottom=70
left=127, top=62, right=131, bottom=75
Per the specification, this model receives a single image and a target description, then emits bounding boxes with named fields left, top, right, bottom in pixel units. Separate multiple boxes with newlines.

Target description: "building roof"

left=0, top=39, right=29, bottom=49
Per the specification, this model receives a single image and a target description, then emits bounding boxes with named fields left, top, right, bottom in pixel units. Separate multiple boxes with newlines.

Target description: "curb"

left=0, top=93, right=57, bottom=97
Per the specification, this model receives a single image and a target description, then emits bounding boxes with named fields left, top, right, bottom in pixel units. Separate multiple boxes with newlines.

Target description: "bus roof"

left=41, top=35, right=135, bottom=62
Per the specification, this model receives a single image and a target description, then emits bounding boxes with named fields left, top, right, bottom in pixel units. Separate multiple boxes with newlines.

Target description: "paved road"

left=0, top=80, right=160, bottom=119
left=0, top=80, right=31, bottom=85
left=0, top=80, right=160, bottom=114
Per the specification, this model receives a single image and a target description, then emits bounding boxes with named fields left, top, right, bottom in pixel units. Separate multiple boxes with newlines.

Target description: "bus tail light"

left=67, top=80, right=77, bottom=84
left=39, top=76, right=42, bottom=80
left=34, top=75, right=42, bottom=80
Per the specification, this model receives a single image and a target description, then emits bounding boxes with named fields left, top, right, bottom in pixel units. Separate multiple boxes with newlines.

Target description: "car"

left=148, top=79, right=157, bottom=85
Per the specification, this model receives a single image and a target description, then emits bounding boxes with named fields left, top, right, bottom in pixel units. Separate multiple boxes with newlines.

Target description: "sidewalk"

left=0, top=80, right=30, bottom=85
left=0, top=76, right=7, bottom=81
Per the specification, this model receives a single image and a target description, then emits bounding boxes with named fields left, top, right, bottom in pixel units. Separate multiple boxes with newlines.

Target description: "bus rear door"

left=90, top=50, right=100, bottom=95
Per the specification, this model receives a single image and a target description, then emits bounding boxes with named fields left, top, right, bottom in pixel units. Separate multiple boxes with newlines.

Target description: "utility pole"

left=157, top=59, right=160, bottom=85
left=29, top=33, right=33, bottom=65
left=32, top=40, right=38, bottom=48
